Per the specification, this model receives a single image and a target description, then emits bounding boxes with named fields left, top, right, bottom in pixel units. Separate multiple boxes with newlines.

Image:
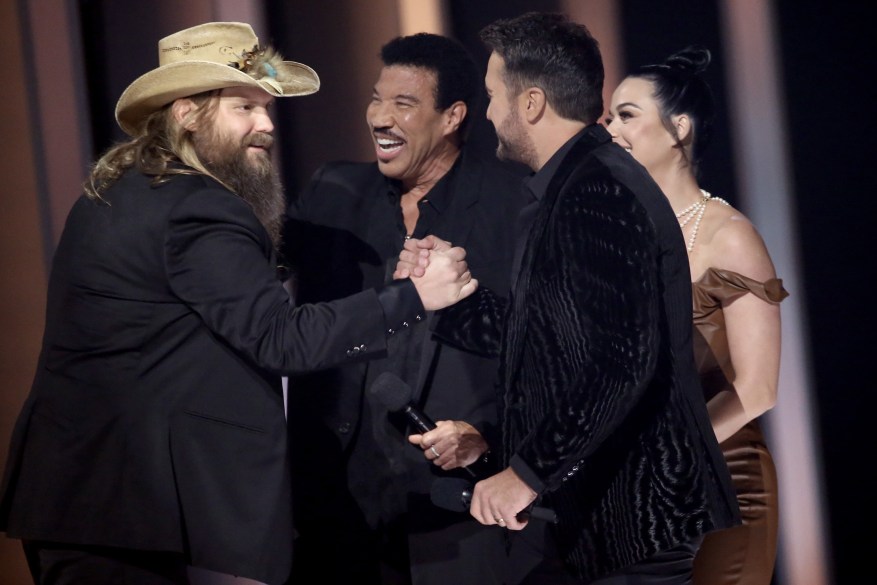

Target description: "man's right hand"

left=470, top=467, right=538, bottom=531
left=395, top=235, right=454, bottom=279
left=411, top=244, right=478, bottom=310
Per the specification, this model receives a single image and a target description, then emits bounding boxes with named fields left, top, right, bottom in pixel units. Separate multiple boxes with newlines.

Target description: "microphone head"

left=430, top=477, right=473, bottom=513
left=370, top=372, right=413, bottom=412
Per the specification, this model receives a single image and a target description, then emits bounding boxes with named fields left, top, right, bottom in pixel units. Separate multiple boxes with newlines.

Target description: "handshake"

left=397, top=236, right=477, bottom=311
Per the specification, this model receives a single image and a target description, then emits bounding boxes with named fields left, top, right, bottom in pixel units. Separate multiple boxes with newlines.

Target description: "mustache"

left=245, top=132, right=274, bottom=149
left=373, top=128, right=404, bottom=142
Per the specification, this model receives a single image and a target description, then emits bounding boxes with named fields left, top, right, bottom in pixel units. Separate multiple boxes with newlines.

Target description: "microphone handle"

left=520, top=503, right=558, bottom=524
left=403, top=404, right=436, bottom=433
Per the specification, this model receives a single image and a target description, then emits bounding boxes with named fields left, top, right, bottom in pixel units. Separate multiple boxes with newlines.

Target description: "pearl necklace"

left=675, top=189, right=729, bottom=253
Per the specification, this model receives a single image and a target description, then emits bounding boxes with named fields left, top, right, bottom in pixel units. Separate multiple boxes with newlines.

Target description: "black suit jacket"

left=0, top=170, right=423, bottom=584
left=284, top=150, right=526, bottom=529
left=435, top=126, right=739, bottom=582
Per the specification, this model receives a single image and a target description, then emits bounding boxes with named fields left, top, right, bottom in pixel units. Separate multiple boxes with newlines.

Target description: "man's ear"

left=172, top=98, right=198, bottom=131
left=443, top=101, right=467, bottom=137
left=522, top=87, right=546, bottom=123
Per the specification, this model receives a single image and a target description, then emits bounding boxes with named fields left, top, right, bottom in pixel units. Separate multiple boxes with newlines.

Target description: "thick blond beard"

left=192, top=124, right=286, bottom=250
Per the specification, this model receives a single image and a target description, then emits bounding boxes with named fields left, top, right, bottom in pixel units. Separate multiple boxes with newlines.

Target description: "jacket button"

left=338, top=422, right=351, bottom=434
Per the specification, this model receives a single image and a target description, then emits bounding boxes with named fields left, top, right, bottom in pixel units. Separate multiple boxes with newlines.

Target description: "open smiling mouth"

left=376, top=137, right=404, bottom=153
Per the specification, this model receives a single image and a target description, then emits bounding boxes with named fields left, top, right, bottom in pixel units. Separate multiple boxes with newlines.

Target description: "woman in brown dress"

left=605, top=46, right=788, bottom=585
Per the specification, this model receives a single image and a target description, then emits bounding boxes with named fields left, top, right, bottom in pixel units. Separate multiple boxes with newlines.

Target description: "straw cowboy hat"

left=115, top=22, right=320, bottom=136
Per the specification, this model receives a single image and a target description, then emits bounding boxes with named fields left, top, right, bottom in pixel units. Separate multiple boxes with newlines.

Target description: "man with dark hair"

left=400, top=12, right=740, bottom=584
left=380, top=32, right=481, bottom=139
left=0, top=22, right=475, bottom=585
left=284, top=32, right=526, bottom=584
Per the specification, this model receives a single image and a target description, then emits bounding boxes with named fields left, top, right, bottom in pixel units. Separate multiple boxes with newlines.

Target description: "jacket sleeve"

left=164, top=186, right=423, bottom=375
left=512, top=175, right=662, bottom=491
left=430, top=287, right=507, bottom=358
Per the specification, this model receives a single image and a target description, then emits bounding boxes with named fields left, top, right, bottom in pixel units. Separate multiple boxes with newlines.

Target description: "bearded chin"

left=495, top=106, right=539, bottom=171
left=495, top=138, right=513, bottom=163
left=496, top=121, right=538, bottom=171
left=196, top=135, right=287, bottom=251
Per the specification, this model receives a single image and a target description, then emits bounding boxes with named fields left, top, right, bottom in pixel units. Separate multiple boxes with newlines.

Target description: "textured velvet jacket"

left=434, top=125, right=739, bottom=582
left=0, top=170, right=423, bottom=584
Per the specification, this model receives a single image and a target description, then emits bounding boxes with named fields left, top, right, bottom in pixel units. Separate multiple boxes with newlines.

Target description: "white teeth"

left=377, top=138, right=403, bottom=148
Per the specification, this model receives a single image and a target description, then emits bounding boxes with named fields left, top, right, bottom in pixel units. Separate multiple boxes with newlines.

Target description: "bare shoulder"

left=693, top=198, right=777, bottom=281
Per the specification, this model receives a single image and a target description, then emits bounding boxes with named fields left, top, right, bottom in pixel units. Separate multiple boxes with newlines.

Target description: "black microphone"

left=430, top=477, right=558, bottom=524
left=369, top=371, right=436, bottom=433
left=370, top=372, right=478, bottom=477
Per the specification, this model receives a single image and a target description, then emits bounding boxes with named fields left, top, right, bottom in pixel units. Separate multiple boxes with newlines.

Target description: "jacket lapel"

left=414, top=153, right=484, bottom=398
left=503, top=127, right=610, bottom=387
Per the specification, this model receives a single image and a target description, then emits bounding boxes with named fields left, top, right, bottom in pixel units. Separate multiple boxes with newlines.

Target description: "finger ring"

left=430, top=446, right=440, bottom=458
left=495, top=517, right=505, bottom=524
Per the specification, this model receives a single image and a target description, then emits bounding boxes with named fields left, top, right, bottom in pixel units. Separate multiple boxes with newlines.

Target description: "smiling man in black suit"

left=284, top=32, right=526, bottom=585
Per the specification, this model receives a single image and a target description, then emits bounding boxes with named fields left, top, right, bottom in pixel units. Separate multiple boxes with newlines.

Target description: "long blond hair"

left=84, top=90, right=223, bottom=201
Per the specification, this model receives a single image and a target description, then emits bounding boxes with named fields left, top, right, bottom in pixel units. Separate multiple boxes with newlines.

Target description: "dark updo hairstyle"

left=631, top=46, right=715, bottom=172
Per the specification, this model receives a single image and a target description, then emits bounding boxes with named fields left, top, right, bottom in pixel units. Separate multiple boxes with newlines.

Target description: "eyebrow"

left=394, top=93, right=420, bottom=103
left=227, top=96, right=274, bottom=108
left=616, top=101, right=643, bottom=111
left=371, top=89, right=421, bottom=104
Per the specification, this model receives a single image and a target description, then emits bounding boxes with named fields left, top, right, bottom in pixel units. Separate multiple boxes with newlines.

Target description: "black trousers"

left=22, top=542, right=271, bottom=584
left=511, top=521, right=704, bottom=585
left=23, top=541, right=189, bottom=585
left=588, top=536, right=703, bottom=585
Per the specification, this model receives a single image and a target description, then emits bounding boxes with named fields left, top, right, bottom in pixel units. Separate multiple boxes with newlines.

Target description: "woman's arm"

left=703, top=214, right=782, bottom=443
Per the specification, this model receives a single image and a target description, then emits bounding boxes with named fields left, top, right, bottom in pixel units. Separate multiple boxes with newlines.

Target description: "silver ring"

left=430, top=446, right=440, bottom=458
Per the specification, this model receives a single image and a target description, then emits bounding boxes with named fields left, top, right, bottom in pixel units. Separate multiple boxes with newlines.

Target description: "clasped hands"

left=399, top=236, right=478, bottom=310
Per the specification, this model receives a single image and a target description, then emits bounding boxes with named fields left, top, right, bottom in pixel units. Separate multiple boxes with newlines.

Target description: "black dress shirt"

left=511, top=128, right=588, bottom=284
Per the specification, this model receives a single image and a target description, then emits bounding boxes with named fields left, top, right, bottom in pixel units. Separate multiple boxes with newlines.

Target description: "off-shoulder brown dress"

left=691, top=268, right=788, bottom=585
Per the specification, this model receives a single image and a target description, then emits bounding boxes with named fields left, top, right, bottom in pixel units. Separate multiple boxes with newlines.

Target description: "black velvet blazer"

left=0, top=170, right=422, bottom=584
left=435, top=125, right=739, bottom=582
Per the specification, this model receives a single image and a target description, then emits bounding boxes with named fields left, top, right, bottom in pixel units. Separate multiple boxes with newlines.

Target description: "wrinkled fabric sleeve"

left=430, top=287, right=507, bottom=358
left=165, top=187, right=423, bottom=375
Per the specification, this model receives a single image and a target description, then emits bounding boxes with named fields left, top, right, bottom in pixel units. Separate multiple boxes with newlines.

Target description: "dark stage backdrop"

left=773, top=1, right=874, bottom=584
left=1, top=1, right=872, bottom=583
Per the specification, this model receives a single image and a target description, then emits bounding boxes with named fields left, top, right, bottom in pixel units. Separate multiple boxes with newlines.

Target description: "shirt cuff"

left=510, top=454, right=546, bottom=494
left=376, top=279, right=426, bottom=336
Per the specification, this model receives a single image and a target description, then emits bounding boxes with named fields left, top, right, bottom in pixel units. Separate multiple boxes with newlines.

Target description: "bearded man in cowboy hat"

left=0, top=22, right=476, bottom=585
